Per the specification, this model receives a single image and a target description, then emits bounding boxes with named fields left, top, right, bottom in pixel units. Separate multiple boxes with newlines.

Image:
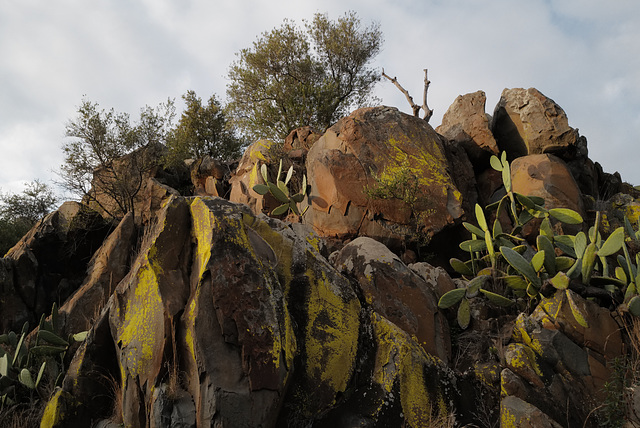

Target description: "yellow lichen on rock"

left=119, top=256, right=164, bottom=378
left=242, top=213, right=294, bottom=288
left=305, top=267, right=360, bottom=402
left=385, top=136, right=451, bottom=194
left=371, top=312, right=449, bottom=427
left=189, top=198, right=215, bottom=280
left=40, top=389, right=76, bottom=428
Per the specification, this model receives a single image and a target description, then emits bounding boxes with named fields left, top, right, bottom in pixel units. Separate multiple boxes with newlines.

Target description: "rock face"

left=511, top=154, right=585, bottom=216
left=40, top=197, right=464, bottom=427
left=499, top=291, right=624, bottom=427
left=304, top=106, right=465, bottom=248
left=491, top=88, right=580, bottom=159
left=437, top=90, right=499, bottom=169
left=0, top=202, right=112, bottom=332
left=332, top=237, right=451, bottom=363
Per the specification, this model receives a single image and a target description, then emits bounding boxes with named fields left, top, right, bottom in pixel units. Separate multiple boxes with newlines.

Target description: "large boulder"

left=304, top=106, right=465, bottom=248
left=437, top=90, right=499, bottom=170
left=491, top=88, right=580, bottom=159
left=331, top=237, right=451, bottom=363
left=0, top=202, right=112, bottom=332
left=511, top=153, right=585, bottom=220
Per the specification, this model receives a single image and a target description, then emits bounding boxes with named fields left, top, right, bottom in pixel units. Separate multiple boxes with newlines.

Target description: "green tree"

left=59, top=98, right=175, bottom=218
left=164, top=90, right=244, bottom=167
left=227, top=11, right=383, bottom=141
left=0, top=180, right=59, bottom=254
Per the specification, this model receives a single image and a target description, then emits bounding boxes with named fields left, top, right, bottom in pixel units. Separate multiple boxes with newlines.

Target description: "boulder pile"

left=2, top=87, right=639, bottom=427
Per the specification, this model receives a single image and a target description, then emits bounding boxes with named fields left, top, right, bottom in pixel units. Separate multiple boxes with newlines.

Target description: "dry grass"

left=0, top=403, right=45, bottom=428
left=585, top=313, right=640, bottom=427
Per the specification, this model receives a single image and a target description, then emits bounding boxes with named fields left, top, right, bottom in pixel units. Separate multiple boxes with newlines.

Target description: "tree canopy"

left=227, top=11, right=383, bottom=141
left=0, top=180, right=58, bottom=254
left=59, top=98, right=175, bottom=218
left=164, top=90, right=244, bottom=167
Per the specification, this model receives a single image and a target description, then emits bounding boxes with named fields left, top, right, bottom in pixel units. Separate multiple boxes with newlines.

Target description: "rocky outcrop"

left=437, top=90, right=499, bottom=169
left=304, top=106, right=465, bottom=248
left=499, top=290, right=624, bottom=427
left=6, top=88, right=640, bottom=427
left=491, top=88, right=580, bottom=159
left=0, top=202, right=113, bottom=332
left=40, top=197, right=467, bottom=427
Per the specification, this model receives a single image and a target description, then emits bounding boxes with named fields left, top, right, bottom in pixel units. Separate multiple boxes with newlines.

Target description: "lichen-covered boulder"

left=501, top=395, right=563, bottom=428
left=304, top=106, right=464, bottom=248
left=498, top=291, right=623, bottom=427
left=40, top=196, right=361, bottom=427
left=40, top=195, right=473, bottom=427
left=491, top=88, right=580, bottom=159
left=437, top=90, right=499, bottom=169
left=332, top=237, right=451, bottom=363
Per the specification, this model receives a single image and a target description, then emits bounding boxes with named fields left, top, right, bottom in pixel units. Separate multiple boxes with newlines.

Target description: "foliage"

left=253, top=159, right=308, bottom=217
left=363, top=158, right=421, bottom=210
left=0, top=180, right=58, bottom=255
left=442, top=151, right=640, bottom=331
left=227, top=11, right=382, bottom=141
left=59, top=97, right=175, bottom=218
left=0, top=304, right=87, bottom=410
left=441, top=152, right=586, bottom=328
left=164, top=90, right=245, bottom=168
left=597, top=357, right=630, bottom=427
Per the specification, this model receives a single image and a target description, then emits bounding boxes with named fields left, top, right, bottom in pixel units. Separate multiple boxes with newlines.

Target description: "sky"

left=1, top=0, right=639, bottom=198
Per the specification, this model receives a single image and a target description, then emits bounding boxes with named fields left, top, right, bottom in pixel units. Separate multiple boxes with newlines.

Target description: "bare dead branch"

left=382, top=68, right=433, bottom=122
left=382, top=68, right=421, bottom=117
left=422, top=69, right=434, bottom=122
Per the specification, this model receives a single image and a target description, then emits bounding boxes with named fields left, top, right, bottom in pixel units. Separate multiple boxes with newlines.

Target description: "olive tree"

left=0, top=180, right=58, bottom=254
left=164, top=90, right=244, bottom=168
left=59, top=98, right=175, bottom=218
left=227, top=11, right=383, bottom=141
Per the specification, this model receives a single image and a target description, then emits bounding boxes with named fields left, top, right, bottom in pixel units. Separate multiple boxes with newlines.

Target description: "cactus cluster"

left=0, top=304, right=87, bottom=408
left=441, top=151, right=640, bottom=329
left=253, top=159, right=308, bottom=216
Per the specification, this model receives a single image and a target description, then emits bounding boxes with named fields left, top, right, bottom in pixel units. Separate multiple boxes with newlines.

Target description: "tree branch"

left=381, top=68, right=421, bottom=117
left=422, top=69, right=433, bottom=122
left=382, top=68, right=433, bottom=122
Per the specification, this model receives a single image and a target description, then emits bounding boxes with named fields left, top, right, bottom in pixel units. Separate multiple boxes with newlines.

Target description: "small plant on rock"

left=364, top=157, right=422, bottom=211
left=253, top=159, right=308, bottom=217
